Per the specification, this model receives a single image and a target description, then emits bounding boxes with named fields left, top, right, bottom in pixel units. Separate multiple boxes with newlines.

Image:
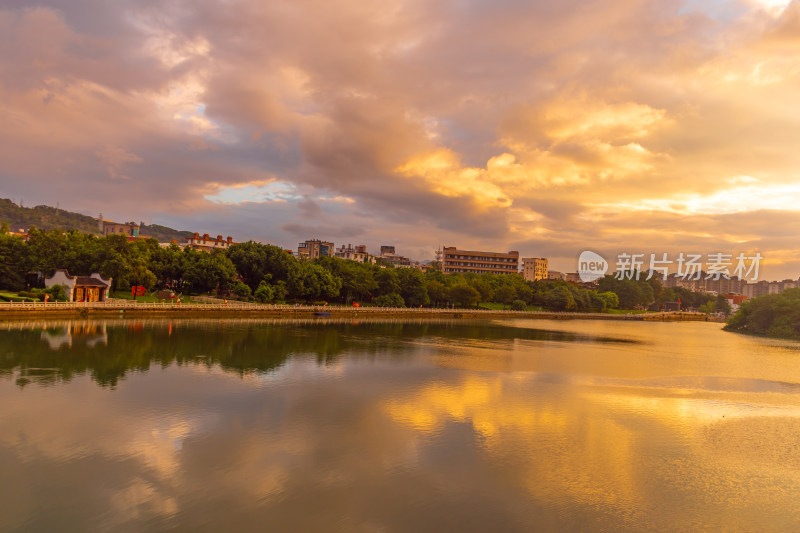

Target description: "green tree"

left=26, top=227, right=70, bottom=276
left=546, top=286, right=575, bottom=311
left=698, top=300, right=715, bottom=314
left=288, top=262, right=341, bottom=301
left=0, top=232, right=30, bottom=290
left=150, top=243, right=186, bottom=289
left=97, top=234, right=133, bottom=291
left=374, top=268, right=400, bottom=297
left=397, top=268, right=429, bottom=307
left=316, top=257, right=377, bottom=303
left=44, top=284, right=68, bottom=301
left=125, top=255, right=157, bottom=294
left=448, top=283, right=480, bottom=308
left=226, top=241, right=294, bottom=290
left=494, top=285, right=517, bottom=308
left=597, top=276, right=648, bottom=309
left=232, top=280, right=252, bottom=298
left=598, top=291, right=619, bottom=309
left=183, top=249, right=237, bottom=293
left=274, top=280, right=288, bottom=302
left=510, top=299, right=526, bottom=311
left=374, top=293, right=405, bottom=307
left=469, top=276, right=494, bottom=302
left=426, top=280, right=448, bottom=306
left=716, top=294, right=732, bottom=315
left=254, top=280, right=276, bottom=303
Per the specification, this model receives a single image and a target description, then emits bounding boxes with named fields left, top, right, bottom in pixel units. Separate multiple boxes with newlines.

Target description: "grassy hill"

left=0, top=198, right=192, bottom=242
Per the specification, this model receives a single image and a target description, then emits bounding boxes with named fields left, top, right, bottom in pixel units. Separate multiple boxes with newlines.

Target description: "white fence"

left=0, top=300, right=265, bottom=311
left=0, top=299, right=684, bottom=319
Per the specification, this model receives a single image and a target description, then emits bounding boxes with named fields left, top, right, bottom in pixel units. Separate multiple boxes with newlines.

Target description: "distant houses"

left=334, top=244, right=377, bottom=264
left=297, top=239, right=430, bottom=269
left=297, top=239, right=334, bottom=259
left=185, top=233, right=236, bottom=252
left=102, top=222, right=139, bottom=239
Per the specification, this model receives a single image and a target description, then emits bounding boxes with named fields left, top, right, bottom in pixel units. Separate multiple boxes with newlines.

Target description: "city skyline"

left=2, top=0, right=800, bottom=278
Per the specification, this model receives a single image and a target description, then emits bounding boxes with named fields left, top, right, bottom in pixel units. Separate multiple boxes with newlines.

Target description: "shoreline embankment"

left=0, top=300, right=709, bottom=321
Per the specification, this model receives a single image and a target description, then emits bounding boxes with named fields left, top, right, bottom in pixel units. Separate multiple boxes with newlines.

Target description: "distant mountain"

left=0, top=198, right=193, bottom=243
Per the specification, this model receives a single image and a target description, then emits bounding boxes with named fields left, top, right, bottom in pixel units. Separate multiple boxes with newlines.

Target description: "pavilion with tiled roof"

left=45, top=270, right=113, bottom=302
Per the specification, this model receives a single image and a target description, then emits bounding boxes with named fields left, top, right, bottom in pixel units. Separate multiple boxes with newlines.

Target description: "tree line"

left=0, top=227, right=722, bottom=311
left=724, top=288, right=800, bottom=339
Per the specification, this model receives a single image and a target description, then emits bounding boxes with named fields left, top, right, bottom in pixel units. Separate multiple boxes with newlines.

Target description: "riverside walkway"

left=0, top=299, right=708, bottom=321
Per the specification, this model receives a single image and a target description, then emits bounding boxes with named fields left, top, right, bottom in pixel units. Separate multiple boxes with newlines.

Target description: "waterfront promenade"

left=0, top=299, right=708, bottom=321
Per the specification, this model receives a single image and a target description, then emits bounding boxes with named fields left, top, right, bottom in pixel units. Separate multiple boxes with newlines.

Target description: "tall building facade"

left=298, top=239, right=333, bottom=259
left=442, top=247, right=519, bottom=275
left=521, top=257, right=548, bottom=282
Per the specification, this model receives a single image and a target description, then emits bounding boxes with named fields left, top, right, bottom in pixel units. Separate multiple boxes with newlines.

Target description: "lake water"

left=2, top=318, right=800, bottom=532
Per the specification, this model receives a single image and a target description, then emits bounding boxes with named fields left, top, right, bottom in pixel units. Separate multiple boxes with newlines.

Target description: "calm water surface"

left=3, top=318, right=800, bottom=532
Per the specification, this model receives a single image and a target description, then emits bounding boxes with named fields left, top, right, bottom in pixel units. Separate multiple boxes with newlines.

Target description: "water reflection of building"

left=41, top=322, right=108, bottom=349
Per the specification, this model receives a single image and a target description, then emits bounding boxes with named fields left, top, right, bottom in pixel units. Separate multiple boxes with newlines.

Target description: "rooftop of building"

left=443, top=247, right=519, bottom=256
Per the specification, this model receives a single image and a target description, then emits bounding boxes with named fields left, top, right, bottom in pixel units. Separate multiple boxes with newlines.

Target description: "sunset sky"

left=2, top=0, right=800, bottom=278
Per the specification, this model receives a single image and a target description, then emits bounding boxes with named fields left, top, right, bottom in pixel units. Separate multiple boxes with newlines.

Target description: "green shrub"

left=44, top=284, right=69, bottom=301
left=19, top=291, right=46, bottom=300
left=231, top=280, right=251, bottom=298
left=374, top=293, right=405, bottom=307
left=254, top=281, right=275, bottom=303
left=510, top=299, right=526, bottom=311
left=0, top=294, right=37, bottom=302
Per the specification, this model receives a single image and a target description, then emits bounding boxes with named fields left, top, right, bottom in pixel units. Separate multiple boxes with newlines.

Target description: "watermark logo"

left=578, top=250, right=608, bottom=282
left=575, top=251, right=763, bottom=282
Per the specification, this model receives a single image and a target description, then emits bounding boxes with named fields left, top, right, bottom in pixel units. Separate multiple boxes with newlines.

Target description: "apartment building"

left=103, top=222, right=139, bottom=239
left=662, top=273, right=746, bottom=294
left=521, top=257, right=548, bottom=282
left=442, top=247, right=519, bottom=275
left=334, top=244, right=377, bottom=264
left=298, top=239, right=334, bottom=259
